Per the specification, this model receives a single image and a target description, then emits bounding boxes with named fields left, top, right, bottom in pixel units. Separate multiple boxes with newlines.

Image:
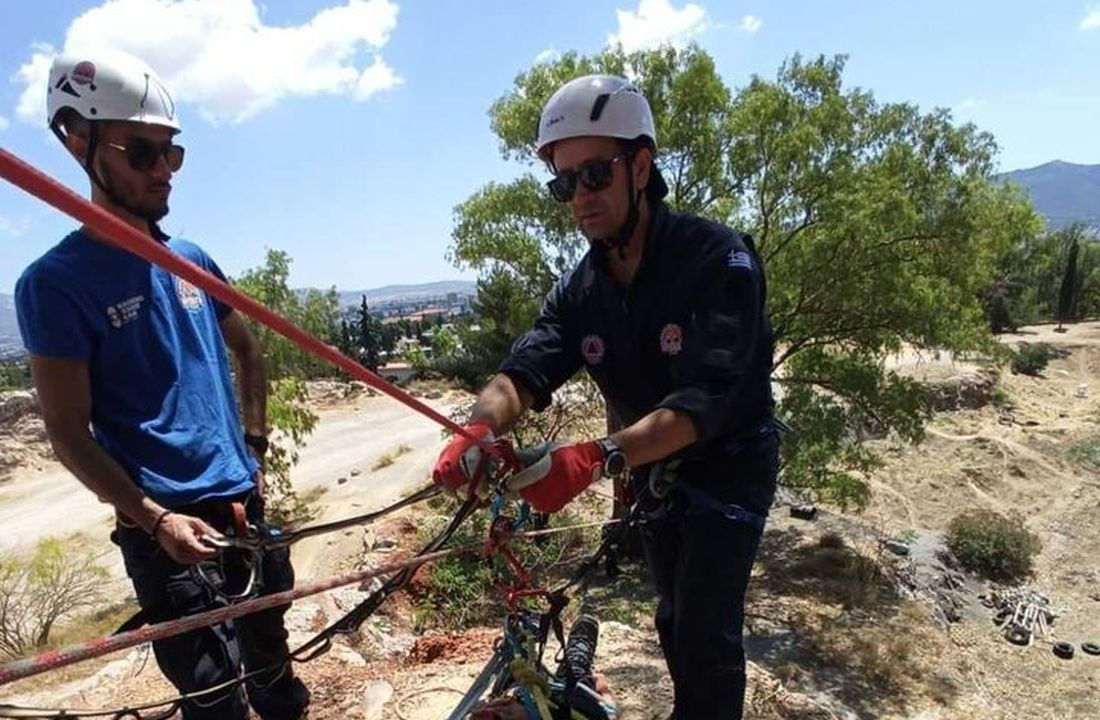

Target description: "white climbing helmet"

left=47, top=49, right=180, bottom=132
left=535, top=74, right=656, bottom=162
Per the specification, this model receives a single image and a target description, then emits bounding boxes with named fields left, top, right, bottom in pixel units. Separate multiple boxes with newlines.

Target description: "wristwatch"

left=244, top=433, right=269, bottom=456
left=596, top=437, right=628, bottom=478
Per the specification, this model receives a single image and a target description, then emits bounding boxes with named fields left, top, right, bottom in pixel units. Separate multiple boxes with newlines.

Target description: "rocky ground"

left=1, top=323, right=1099, bottom=718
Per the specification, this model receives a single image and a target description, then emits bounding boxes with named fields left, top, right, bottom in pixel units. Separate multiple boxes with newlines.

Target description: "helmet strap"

left=593, top=153, right=643, bottom=260
left=79, top=122, right=161, bottom=236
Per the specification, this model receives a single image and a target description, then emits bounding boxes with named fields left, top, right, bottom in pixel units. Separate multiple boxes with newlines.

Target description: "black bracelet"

left=244, top=433, right=269, bottom=456
left=150, top=509, right=174, bottom=538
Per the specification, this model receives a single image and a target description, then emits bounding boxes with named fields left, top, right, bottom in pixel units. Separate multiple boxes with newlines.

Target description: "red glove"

left=432, top=422, right=494, bottom=496
left=511, top=441, right=604, bottom=513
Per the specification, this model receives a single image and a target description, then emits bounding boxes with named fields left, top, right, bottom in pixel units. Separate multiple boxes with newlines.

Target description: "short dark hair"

left=617, top=135, right=667, bottom=203
left=618, top=135, right=655, bottom=157
left=52, top=107, right=91, bottom=139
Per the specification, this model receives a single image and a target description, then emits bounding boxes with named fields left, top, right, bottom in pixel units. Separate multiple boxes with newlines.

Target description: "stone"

left=360, top=680, right=394, bottom=720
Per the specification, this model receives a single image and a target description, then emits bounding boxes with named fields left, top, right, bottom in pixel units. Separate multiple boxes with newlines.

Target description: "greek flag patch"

left=727, top=250, right=753, bottom=270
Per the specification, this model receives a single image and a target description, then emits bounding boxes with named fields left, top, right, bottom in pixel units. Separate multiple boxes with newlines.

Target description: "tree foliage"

left=450, top=45, right=1042, bottom=507
left=353, top=297, right=384, bottom=370
left=233, top=249, right=341, bottom=520
left=981, top=223, right=1100, bottom=332
left=1057, top=233, right=1081, bottom=328
left=0, top=537, right=108, bottom=658
left=0, top=361, right=31, bottom=392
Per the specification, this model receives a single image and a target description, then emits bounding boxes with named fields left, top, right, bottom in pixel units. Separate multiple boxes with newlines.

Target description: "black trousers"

left=637, top=434, right=778, bottom=720
left=113, top=492, right=310, bottom=720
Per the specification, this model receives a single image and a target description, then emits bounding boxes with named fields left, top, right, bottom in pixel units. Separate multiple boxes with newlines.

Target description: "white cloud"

left=354, top=56, right=403, bottom=100
left=607, top=0, right=710, bottom=53
left=14, top=45, right=53, bottom=125
left=14, top=0, right=402, bottom=126
left=1082, top=6, right=1100, bottom=29
left=739, top=15, right=762, bottom=33
left=0, top=214, right=30, bottom=238
left=534, top=46, right=560, bottom=65
left=0, top=115, right=9, bottom=131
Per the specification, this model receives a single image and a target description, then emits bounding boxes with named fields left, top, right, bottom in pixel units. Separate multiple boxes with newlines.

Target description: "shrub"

left=1067, top=440, right=1100, bottom=470
left=988, top=386, right=1011, bottom=408
left=1010, top=343, right=1052, bottom=376
left=410, top=502, right=593, bottom=631
left=0, top=537, right=109, bottom=659
left=946, top=509, right=1040, bottom=582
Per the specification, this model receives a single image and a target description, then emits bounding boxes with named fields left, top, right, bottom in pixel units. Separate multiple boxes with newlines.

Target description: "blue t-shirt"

left=15, top=230, right=258, bottom=507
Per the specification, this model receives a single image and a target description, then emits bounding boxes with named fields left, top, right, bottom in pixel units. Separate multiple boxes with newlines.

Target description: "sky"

left=1, top=0, right=1098, bottom=294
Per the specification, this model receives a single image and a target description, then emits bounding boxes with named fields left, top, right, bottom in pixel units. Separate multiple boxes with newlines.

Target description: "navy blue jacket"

left=500, top=203, right=774, bottom=457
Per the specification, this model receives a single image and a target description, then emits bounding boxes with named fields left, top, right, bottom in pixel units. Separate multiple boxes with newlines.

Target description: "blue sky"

left=1, top=0, right=1098, bottom=294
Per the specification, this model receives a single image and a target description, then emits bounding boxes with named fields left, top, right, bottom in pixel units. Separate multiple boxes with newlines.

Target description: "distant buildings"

left=377, top=361, right=415, bottom=384
left=366, top=292, right=473, bottom=323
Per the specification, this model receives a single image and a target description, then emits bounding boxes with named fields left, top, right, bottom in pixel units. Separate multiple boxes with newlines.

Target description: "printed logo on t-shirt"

left=105, top=295, right=145, bottom=329
left=660, top=323, right=683, bottom=355
left=581, top=334, right=605, bottom=365
left=176, top=277, right=205, bottom=312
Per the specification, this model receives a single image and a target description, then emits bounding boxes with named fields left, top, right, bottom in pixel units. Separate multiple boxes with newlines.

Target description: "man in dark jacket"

left=433, top=74, right=778, bottom=719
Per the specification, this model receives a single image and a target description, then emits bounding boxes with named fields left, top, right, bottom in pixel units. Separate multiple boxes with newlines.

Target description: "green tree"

left=354, top=296, right=383, bottom=370
left=450, top=46, right=1041, bottom=507
left=1057, top=232, right=1080, bottom=330
left=445, top=271, right=540, bottom=387
left=233, top=249, right=340, bottom=521
left=984, top=223, right=1100, bottom=331
left=1080, top=241, right=1100, bottom=318
left=336, top=318, right=355, bottom=358
left=0, top=361, right=31, bottom=392
left=0, top=537, right=108, bottom=658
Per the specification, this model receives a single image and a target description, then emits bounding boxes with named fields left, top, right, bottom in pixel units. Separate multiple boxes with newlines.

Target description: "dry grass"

left=813, top=601, right=950, bottom=697
left=372, top=444, right=412, bottom=471
left=785, top=539, right=893, bottom=610
left=48, top=600, right=140, bottom=650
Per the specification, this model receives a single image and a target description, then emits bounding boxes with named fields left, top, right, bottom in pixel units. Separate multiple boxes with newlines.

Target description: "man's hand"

left=154, top=513, right=222, bottom=565
left=252, top=468, right=266, bottom=498
left=432, top=422, right=496, bottom=497
left=508, top=441, right=604, bottom=513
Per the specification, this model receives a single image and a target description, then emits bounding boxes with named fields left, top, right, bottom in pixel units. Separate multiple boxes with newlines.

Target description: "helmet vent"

left=589, top=93, right=610, bottom=122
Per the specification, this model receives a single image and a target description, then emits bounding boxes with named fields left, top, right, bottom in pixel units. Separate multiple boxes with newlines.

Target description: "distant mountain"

left=998, top=160, right=1100, bottom=230
left=324, top=280, right=477, bottom=310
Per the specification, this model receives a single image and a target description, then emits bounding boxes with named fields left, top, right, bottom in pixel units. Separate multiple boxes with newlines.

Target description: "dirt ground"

left=2, top=323, right=1099, bottom=719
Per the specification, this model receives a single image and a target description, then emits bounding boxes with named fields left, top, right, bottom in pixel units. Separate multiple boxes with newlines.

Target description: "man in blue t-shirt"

left=15, top=51, right=309, bottom=720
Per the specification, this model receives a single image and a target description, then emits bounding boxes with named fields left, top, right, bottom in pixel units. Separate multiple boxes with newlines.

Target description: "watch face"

left=604, top=451, right=627, bottom=477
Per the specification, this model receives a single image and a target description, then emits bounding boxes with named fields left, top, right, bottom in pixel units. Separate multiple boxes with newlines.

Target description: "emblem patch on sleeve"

left=581, top=334, right=606, bottom=365
left=660, top=323, right=683, bottom=355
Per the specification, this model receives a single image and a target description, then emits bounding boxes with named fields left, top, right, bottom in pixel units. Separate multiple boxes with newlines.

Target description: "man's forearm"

left=469, top=373, right=531, bottom=435
left=48, top=430, right=164, bottom=533
left=611, top=408, right=698, bottom=468
left=236, top=347, right=267, bottom=436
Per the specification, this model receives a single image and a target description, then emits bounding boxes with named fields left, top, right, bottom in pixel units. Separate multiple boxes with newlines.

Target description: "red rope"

left=0, top=147, right=485, bottom=446
left=0, top=546, right=468, bottom=687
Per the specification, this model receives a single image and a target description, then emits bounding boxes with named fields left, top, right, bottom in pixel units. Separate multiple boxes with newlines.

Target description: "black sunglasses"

left=104, top=138, right=185, bottom=172
left=546, top=153, right=628, bottom=202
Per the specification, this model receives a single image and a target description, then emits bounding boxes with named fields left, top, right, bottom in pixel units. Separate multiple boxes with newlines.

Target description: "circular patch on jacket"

left=581, top=334, right=605, bottom=365
left=660, top=323, right=683, bottom=355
